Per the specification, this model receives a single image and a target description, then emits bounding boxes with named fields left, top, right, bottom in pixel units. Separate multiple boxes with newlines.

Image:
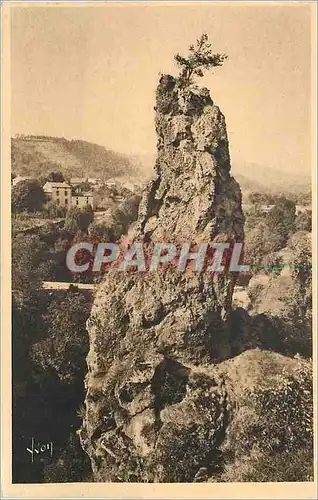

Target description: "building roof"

left=70, top=177, right=87, bottom=184
left=12, top=175, right=33, bottom=185
left=88, top=177, right=101, bottom=183
left=43, top=181, right=71, bottom=192
left=72, top=192, right=94, bottom=197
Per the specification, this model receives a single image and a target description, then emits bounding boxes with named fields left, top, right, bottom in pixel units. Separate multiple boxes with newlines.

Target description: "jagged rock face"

left=137, top=75, right=244, bottom=243
left=79, top=76, right=312, bottom=482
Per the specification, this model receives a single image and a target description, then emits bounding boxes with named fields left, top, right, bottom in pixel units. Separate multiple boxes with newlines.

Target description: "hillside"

left=11, top=135, right=311, bottom=203
left=232, top=161, right=311, bottom=199
left=11, top=135, right=146, bottom=183
left=136, top=154, right=311, bottom=199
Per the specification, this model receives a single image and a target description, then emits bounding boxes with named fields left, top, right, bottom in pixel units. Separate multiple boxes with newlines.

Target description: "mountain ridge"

left=11, top=135, right=146, bottom=183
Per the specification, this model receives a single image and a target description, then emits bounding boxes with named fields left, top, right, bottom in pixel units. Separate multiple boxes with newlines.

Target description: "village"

left=12, top=174, right=108, bottom=211
left=11, top=172, right=132, bottom=214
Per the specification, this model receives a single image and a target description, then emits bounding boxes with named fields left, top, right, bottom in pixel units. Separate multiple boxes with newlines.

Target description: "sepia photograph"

left=1, top=1, right=317, bottom=498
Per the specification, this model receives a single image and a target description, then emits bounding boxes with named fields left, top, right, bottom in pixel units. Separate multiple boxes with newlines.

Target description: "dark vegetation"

left=11, top=179, right=142, bottom=482
left=11, top=135, right=141, bottom=181
left=12, top=268, right=92, bottom=482
left=12, top=179, right=46, bottom=213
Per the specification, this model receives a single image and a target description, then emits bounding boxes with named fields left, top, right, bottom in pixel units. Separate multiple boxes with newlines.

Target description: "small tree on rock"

left=175, top=34, right=227, bottom=87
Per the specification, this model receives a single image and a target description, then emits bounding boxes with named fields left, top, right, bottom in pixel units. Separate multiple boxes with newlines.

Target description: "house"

left=104, top=178, right=117, bottom=187
left=12, top=174, right=33, bottom=186
left=88, top=177, right=101, bottom=185
left=43, top=181, right=72, bottom=208
left=260, top=204, right=275, bottom=213
left=70, top=177, right=87, bottom=186
left=296, top=205, right=310, bottom=215
left=71, top=192, right=95, bottom=210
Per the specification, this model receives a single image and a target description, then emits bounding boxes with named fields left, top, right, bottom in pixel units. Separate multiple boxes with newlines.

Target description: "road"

left=42, top=281, right=96, bottom=290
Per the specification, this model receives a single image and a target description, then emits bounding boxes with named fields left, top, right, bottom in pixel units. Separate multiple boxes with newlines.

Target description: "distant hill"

left=11, top=135, right=146, bottom=183
left=11, top=135, right=311, bottom=202
left=135, top=154, right=311, bottom=199
left=232, top=162, right=311, bottom=199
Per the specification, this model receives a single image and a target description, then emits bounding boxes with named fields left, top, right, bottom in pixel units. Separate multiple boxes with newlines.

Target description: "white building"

left=12, top=174, right=33, bottom=186
left=43, top=181, right=72, bottom=208
left=71, top=192, right=95, bottom=209
left=88, top=177, right=101, bottom=185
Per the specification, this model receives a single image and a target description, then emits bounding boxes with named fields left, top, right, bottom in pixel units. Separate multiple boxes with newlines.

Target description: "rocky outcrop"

left=79, top=75, right=312, bottom=482
left=137, top=75, right=243, bottom=244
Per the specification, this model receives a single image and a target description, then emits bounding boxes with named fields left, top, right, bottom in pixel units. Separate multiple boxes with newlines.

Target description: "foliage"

left=248, top=191, right=276, bottom=205
left=74, top=181, right=91, bottom=193
left=266, top=196, right=296, bottom=243
left=295, top=210, right=312, bottom=232
left=12, top=233, right=52, bottom=303
left=174, top=34, right=227, bottom=87
left=65, top=205, right=94, bottom=233
left=110, top=194, right=141, bottom=240
left=47, top=171, right=65, bottom=182
left=46, top=200, right=67, bottom=218
left=284, top=232, right=312, bottom=326
left=11, top=136, right=140, bottom=181
left=89, top=194, right=141, bottom=243
left=12, top=179, right=46, bottom=213
left=220, top=446, right=313, bottom=482
left=244, top=221, right=285, bottom=269
left=246, top=228, right=312, bottom=356
left=220, top=359, right=313, bottom=482
left=43, top=432, right=92, bottom=482
left=94, top=182, right=132, bottom=210
left=31, top=289, right=90, bottom=384
left=244, top=195, right=297, bottom=269
left=88, top=221, right=115, bottom=242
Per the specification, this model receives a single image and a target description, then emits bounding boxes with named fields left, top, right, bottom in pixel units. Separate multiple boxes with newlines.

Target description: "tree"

left=11, top=179, right=46, bottom=213
left=31, top=289, right=90, bottom=384
left=266, top=196, right=296, bottom=244
left=76, top=181, right=91, bottom=193
left=285, top=231, right=312, bottom=327
left=174, top=34, right=227, bottom=87
left=248, top=191, right=275, bottom=205
left=65, top=205, right=94, bottom=233
left=12, top=233, right=52, bottom=303
left=295, top=210, right=312, bottom=232
left=47, top=199, right=67, bottom=218
left=47, top=171, right=65, bottom=182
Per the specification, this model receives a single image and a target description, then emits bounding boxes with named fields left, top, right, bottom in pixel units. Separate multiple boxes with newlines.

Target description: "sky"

left=10, top=2, right=313, bottom=174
